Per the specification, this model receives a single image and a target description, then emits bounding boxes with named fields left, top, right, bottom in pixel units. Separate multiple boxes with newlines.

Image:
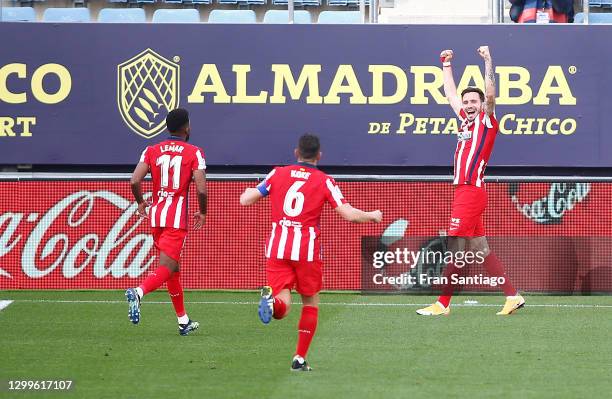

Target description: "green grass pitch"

left=1, top=291, right=612, bottom=399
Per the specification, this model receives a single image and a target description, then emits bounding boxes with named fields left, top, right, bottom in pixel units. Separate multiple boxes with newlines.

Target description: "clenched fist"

left=477, top=46, right=491, bottom=60
left=440, top=49, right=454, bottom=63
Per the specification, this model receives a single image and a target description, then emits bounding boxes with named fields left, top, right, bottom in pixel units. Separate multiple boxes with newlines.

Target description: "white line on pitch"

left=0, top=300, right=14, bottom=311
left=12, top=299, right=612, bottom=309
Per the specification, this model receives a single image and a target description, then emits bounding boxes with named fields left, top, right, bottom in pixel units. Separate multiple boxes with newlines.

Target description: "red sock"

left=437, top=262, right=465, bottom=308
left=166, top=271, right=186, bottom=317
left=483, top=253, right=517, bottom=297
left=295, top=306, right=318, bottom=358
left=139, top=266, right=172, bottom=296
left=272, top=296, right=287, bottom=320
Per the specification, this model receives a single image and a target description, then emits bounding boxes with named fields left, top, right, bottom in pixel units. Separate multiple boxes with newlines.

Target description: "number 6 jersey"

left=139, top=137, right=206, bottom=230
left=257, top=163, right=347, bottom=262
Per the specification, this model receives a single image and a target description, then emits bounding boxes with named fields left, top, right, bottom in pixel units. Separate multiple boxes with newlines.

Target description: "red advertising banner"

left=0, top=179, right=610, bottom=292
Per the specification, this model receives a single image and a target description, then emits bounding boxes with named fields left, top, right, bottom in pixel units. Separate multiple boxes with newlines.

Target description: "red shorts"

left=266, top=258, right=323, bottom=297
left=152, top=227, right=187, bottom=261
left=448, top=185, right=487, bottom=237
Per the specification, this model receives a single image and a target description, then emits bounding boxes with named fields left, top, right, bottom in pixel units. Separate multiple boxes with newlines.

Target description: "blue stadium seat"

left=163, top=0, right=184, bottom=3
left=208, top=10, right=257, bottom=23
left=272, top=0, right=320, bottom=6
left=0, top=7, right=36, bottom=22
left=317, top=10, right=361, bottom=23
left=217, top=0, right=266, bottom=4
left=574, top=12, right=612, bottom=23
left=263, top=10, right=312, bottom=23
left=107, top=0, right=129, bottom=3
left=152, top=9, right=200, bottom=23
left=191, top=0, right=212, bottom=3
left=42, top=8, right=91, bottom=22
left=589, top=0, right=612, bottom=7
left=98, top=8, right=146, bottom=22
left=328, top=0, right=369, bottom=5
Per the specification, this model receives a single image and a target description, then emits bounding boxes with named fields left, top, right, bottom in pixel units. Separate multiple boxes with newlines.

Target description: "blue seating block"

left=152, top=8, right=200, bottom=22
left=42, top=8, right=91, bottom=22
left=0, top=6, right=35, bottom=22
left=98, top=8, right=146, bottom=22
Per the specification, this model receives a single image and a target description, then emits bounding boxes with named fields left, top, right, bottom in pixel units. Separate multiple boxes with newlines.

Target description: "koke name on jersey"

left=291, top=170, right=311, bottom=180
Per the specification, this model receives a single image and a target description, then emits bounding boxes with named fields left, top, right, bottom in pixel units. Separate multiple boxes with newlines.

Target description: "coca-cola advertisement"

left=1, top=179, right=611, bottom=292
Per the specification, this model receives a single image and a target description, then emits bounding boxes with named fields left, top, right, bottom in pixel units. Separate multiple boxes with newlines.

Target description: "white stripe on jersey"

left=266, top=222, right=277, bottom=258
left=453, top=141, right=466, bottom=185
left=325, top=179, right=345, bottom=208
left=290, top=227, right=302, bottom=261
left=159, top=197, right=173, bottom=227
left=463, top=116, right=480, bottom=180
left=277, top=224, right=288, bottom=259
left=307, top=227, right=316, bottom=262
left=150, top=203, right=158, bottom=228
left=173, top=196, right=184, bottom=228
left=195, top=150, right=206, bottom=170
left=139, top=148, right=148, bottom=163
left=475, top=160, right=485, bottom=187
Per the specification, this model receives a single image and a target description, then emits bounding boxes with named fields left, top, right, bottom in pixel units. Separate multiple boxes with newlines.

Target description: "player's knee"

left=301, top=294, right=319, bottom=307
left=478, top=246, right=491, bottom=259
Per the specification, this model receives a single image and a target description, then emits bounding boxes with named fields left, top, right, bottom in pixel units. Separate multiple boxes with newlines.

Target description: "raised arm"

left=335, top=203, right=382, bottom=224
left=478, top=46, right=495, bottom=116
left=440, top=49, right=462, bottom=117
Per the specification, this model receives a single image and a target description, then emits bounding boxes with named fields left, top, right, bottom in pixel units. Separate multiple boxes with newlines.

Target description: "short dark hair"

left=461, top=87, right=485, bottom=102
left=166, top=108, right=189, bottom=134
left=297, top=134, right=320, bottom=160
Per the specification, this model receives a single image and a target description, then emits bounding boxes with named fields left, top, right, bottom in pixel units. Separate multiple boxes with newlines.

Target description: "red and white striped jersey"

left=453, top=109, right=499, bottom=188
left=257, top=163, right=347, bottom=262
left=139, top=137, right=206, bottom=230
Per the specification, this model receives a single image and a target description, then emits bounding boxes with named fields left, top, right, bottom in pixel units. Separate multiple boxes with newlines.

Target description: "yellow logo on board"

left=117, top=49, right=179, bottom=138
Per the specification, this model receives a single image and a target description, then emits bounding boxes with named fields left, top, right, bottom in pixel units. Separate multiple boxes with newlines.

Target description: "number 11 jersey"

left=139, top=137, right=206, bottom=230
left=257, top=163, right=347, bottom=262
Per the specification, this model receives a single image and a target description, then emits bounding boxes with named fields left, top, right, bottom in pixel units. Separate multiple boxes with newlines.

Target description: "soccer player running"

left=417, top=47, right=525, bottom=316
left=126, top=108, right=208, bottom=335
left=240, top=134, right=382, bottom=371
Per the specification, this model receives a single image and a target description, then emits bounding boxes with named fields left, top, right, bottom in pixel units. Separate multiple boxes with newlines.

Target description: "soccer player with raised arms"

left=417, top=47, right=525, bottom=316
left=126, top=108, right=208, bottom=335
left=240, top=134, right=382, bottom=371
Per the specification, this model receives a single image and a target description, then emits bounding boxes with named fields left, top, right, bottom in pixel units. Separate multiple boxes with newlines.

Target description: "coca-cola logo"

left=509, top=183, right=590, bottom=224
left=0, top=190, right=155, bottom=279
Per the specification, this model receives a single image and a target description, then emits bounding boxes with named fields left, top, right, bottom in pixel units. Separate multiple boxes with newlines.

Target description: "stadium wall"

left=0, top=174, right=610, bottom=294
left=1, top=23, right=611, bottom=167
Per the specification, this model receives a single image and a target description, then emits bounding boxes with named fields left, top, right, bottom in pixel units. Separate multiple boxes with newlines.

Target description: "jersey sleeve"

left=139, top=147, right=150, bottom=165
left=256, top=168, right=277, bottom=197
left=324, top=176, right=347, bottom=209
left=191, top=147, right=206, bottom=171
left=483, top=112, right=498, bottom=129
